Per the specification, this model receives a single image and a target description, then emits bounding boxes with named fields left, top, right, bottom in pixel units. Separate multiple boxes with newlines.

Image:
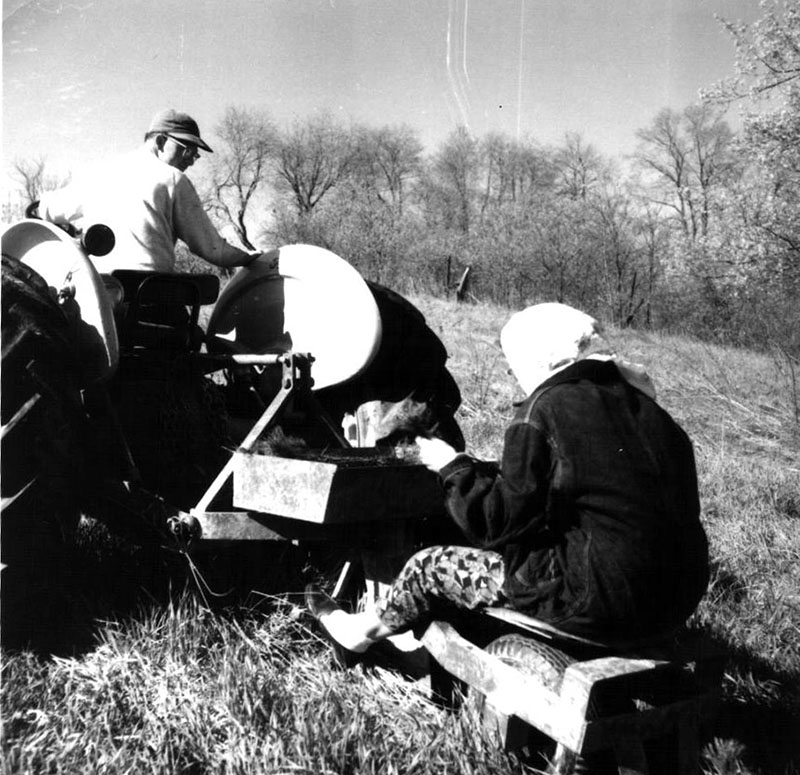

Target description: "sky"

left=3, top=0, right=762, bottom=189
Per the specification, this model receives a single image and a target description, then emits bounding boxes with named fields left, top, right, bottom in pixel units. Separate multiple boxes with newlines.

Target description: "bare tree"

left=11, top=156, right=69, bottom=206
left=632, top=202, right=670, bottom=327
left=590, top=187, right=663, bottom=327
left=426, top=126, right=479, bottom=233
left=206, top=107, right=278, bottom=250
left=275, top=113, right=356, bottom=216
left=634, top=105, right=735, bottom=239
left=359, top=125, right=423, bottom=215
left=684, top=104, right=737, bottom=235
left=554, top=132, right=606, bottom=199
left=478, top=132, right=512, bottom=215
left=635, top=110, right=692, bottom=233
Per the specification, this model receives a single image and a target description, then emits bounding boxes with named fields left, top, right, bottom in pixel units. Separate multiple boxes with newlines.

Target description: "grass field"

left=2, top=293, right=799, bottom=775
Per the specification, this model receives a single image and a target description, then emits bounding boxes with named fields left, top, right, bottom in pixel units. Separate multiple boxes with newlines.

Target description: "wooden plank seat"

left=420, top=609, right=725, bottom=775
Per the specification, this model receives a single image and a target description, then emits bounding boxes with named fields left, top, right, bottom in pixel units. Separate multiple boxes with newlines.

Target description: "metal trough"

left=232, top=450, right=444, bottom=524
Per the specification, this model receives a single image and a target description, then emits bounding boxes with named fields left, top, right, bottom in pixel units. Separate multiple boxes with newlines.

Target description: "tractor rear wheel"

left=1, top=255, right=85, bottom=650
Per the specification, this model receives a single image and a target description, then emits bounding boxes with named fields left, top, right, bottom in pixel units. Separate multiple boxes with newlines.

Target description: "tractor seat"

left=111, top=270, right=220, bottom=352
left=112, top=270, right=220, bottom=305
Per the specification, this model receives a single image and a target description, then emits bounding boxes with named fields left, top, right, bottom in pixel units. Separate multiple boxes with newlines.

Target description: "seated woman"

left=306, top=303, right=709, bottom=655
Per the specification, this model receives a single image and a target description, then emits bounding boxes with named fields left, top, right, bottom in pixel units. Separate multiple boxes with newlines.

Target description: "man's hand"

left=416, top=436, right=459, bottom=472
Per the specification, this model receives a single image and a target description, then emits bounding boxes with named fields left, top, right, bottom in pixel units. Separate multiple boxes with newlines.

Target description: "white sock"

left=318, top=610, right=376, bottom=653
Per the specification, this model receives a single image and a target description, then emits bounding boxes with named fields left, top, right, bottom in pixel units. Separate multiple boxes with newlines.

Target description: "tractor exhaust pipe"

left=24, top=201, right=115, bottom=257
left=82, top=223, right=115, bottom=257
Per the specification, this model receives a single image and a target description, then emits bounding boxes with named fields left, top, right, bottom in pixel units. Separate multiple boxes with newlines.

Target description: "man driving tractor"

left=37, top=109, right=261, bottom=273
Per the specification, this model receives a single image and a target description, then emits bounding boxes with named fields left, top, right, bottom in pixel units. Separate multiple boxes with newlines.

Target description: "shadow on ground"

left=0, top=516, right=318, bottom=657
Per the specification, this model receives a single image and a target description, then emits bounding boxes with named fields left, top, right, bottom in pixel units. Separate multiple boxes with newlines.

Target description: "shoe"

left=304, top=583, right=362, bottom=669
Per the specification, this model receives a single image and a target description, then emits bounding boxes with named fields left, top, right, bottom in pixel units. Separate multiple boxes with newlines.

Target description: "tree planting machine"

left=1, top=216, right=462, bottom=648
left=1, top=217, right=725, bottom=775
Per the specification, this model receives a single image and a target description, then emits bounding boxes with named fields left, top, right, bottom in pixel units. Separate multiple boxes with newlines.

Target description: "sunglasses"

left=167, top=135, right=200, bottom=159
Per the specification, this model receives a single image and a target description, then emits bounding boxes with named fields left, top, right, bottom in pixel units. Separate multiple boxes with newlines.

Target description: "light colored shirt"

left=39, top=146, right=255, bottom=273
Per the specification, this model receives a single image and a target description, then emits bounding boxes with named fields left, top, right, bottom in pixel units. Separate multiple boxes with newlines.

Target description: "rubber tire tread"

left=1, top=254, right=84, bottom=650
left=463, top=635, right=570, bottom=769
left=485, top=633, right=575, bottom=690
left=1, top=255, right=83, bottom=503
left=471, top=634, right=617, bottom=774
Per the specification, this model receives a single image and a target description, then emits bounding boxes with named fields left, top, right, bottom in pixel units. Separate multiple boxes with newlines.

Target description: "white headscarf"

left=500, top=303, right=656, bottom=399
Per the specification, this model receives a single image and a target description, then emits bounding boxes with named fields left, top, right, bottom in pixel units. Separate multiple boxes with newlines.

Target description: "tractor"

left=1, top=216, right=463, bottom=650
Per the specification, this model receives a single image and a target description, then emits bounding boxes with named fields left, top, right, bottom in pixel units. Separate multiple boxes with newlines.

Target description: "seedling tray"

left=233, top=449, right=444, bottom=524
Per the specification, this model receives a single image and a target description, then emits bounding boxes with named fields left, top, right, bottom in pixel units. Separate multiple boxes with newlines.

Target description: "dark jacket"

left=438, top=359, right=709, bottom=640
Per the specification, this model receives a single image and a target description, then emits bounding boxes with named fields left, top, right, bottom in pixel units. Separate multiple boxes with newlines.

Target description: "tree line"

left=7, top=3, right=798, bottom=357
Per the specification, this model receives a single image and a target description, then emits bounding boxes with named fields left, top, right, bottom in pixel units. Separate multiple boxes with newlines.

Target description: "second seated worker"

left=306, top=302, right=710, bottom=656
left=38, top=109, right=261, bottom=273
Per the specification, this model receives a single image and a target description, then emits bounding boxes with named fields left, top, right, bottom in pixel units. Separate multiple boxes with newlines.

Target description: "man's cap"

left=147, top=109, right=213, bottom=152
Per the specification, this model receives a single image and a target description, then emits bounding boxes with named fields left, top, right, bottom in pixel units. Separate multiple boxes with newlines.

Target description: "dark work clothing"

left=438, top=359, right=709, bottom=641
left=317, top=281, right=465, bottom=450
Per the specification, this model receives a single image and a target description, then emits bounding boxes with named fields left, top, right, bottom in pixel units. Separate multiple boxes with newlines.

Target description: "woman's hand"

left=416, top=436, right=459, bottom=472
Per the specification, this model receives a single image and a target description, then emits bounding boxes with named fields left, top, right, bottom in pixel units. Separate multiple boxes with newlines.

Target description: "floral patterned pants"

left=375, top=545, right=507, bottom=632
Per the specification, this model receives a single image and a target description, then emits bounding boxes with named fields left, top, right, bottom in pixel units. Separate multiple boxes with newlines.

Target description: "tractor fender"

left=1, top=219, right=119, bottom=384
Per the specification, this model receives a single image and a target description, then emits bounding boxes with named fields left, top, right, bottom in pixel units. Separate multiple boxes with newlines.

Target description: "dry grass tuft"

left=2, top=598, right=535, bottom=774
